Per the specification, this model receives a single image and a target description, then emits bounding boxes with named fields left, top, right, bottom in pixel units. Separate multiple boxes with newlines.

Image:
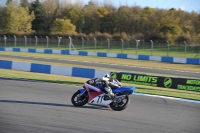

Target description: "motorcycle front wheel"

left=71, top=91, right=88, bottom=106
left=110, top=95, right=129, bottom=111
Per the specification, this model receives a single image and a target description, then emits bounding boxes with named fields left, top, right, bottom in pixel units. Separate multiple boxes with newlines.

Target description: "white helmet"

left=103, top=73, right=110, bottom=78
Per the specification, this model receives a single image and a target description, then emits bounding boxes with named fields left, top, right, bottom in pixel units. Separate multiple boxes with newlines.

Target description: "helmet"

left=103, top=73, right=110, bottom=78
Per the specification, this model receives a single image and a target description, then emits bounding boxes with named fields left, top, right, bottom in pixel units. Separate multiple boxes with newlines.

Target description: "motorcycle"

left=71, top=79, right=135, bottom=111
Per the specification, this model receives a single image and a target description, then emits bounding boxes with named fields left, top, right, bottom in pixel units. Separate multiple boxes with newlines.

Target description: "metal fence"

left=0, top=35, right=199, bottom=58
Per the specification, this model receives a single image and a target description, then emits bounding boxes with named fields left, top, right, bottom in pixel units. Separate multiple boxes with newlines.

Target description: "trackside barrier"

left=0, top=47, right=199, bottom=65
left=0, top=59, right=111, bottom=78
left=0, top=59, right=199, bottom=92
left=110, top=72, right=200, bottom=92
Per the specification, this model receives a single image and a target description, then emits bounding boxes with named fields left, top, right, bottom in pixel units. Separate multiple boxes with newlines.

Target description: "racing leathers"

left=86, top=77, right=122, bottom=99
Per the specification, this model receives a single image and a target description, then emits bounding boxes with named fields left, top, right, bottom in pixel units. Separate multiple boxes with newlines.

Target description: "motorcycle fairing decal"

left=88, top=93, right=112, bottom=106
left=88, top=91, right=104, bottom=102
left=84, top=83, right=101, bottom=92
left=84, top=84, right=104, bottom=102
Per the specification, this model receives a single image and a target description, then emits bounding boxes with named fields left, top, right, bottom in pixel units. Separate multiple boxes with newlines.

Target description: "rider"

left=86, top=73, right=122, bottom=99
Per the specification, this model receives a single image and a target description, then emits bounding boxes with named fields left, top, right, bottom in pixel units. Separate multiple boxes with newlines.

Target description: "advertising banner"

left=110, top=72, right=200, bottom=92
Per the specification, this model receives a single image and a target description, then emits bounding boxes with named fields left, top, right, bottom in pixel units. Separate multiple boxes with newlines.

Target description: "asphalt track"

left=0, top=78, right=200, bottom=133
left=0, top=54, right=200, bottom=78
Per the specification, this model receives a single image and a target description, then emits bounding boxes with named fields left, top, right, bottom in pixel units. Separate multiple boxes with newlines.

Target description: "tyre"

left=110, top=95, right=129, bottom=111
left=71, top=91, right=88, bottom=106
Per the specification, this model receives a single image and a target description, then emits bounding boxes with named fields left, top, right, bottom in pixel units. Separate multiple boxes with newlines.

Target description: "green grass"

left=0, top=69, right=200, bottom=101
left=1, top=51, right=199, bottom=74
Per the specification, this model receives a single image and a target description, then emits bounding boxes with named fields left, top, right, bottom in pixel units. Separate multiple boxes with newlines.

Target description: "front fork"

left=78, top=89, right=86, bottom=96
left=77, top=89, right=88, bottom=102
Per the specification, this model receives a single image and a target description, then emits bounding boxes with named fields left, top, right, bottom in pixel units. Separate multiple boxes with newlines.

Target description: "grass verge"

left=0, top=69, right=200, bottom=101
left=0, top=51, right=199, bottom=73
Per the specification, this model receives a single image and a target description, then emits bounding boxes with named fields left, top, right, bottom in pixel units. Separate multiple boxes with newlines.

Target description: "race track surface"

left=0, top=54, right=200, bottom=78
left=0, top=78, right=200, bottom=133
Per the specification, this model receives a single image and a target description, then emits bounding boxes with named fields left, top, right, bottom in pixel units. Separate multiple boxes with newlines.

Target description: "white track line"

left=133, top=93, right=200, bottom=104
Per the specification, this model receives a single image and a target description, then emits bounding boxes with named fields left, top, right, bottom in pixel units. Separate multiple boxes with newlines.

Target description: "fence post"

left=150, top=40, right=153, bottom=56
left=107, top=38, right=110, bottom=53
left=29, top=36, right=31, bottom=47
left=81, top=37, right=84, bottom=50
left=58, top=36, right=62, bottom=48
left=69, top=36, right=72, bottom=51
left=14, top=35, right=16, bottom=47
left=135, top=39, right=140, bottom=55
left=24, top=36, right=27, bottom=47
left=35, top=36, right=38, bottom=47
left=46, top=36, right=49, bottom=48
left=184, top=41, right=187, bottom=58
left=3, top=35, right=7, bottom=47
left=166, top=41, right=169, bottom=56
left=121, top=39, right=124, bottom=53
left=94, top=38, right=96, bottom=52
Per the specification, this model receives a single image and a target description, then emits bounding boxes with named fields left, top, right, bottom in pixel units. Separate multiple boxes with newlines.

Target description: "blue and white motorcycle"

left=71, top=79, right=135, bottom=111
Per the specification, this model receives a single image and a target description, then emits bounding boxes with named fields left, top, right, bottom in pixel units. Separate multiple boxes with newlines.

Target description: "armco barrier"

left=110, top=72, right=200, bottom=92
left=0, top=47, right=200, bottom=65
left=0, top=59, right=110, bottom=78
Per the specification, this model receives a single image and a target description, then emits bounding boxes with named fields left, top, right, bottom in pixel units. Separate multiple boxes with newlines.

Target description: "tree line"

left=0, top=0, right=200, bottom=44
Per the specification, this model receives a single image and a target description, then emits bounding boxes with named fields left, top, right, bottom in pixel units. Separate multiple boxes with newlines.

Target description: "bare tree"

left=41, top=0, right=59, bottom=32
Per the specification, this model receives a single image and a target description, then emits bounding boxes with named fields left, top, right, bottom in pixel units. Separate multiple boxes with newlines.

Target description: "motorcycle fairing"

left=88, top=93, right=112, bottom=106
left=78, top=88, right=106, bottom=104
left=82, top=85, right=112, bottom=106
left=87, top=88, right=104, bottom=102
left=82, top=85, right=104, bottom=102
left=112, top=86, right=135, bottom=95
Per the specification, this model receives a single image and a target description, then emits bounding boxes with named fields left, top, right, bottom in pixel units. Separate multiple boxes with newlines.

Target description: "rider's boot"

left=109, top=93, right=116, bottom=99
left=104, top=87, right=116, bottom=100
left=104, top=93, right=116, bottom=100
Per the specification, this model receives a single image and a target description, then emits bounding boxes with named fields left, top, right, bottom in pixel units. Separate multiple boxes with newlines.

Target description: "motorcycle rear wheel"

left=71, top=91, right=88, bottom=106
left=110, top=95, right=129, bottom=111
